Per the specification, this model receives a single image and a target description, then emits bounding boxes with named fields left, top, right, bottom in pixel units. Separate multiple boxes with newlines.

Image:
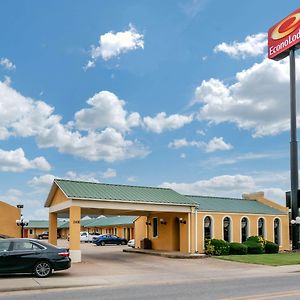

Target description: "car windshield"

left=0, top=240, right=11, bottom=251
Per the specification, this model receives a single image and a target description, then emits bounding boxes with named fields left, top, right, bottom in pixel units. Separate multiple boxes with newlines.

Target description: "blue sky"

left=0, top=0, right=299, bottom=219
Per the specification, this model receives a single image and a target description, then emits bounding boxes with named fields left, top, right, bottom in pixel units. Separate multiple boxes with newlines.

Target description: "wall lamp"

left=145, top=221, right=151, bottom=225
left=160, top=218, right=167, bottom=225
left=179, top=218, right=186, bottom=224
left=291, top=216, right=300, bottom=224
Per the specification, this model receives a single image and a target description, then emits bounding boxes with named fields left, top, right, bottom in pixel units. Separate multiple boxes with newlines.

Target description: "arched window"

left=204, top=216, right=212, bottom=240
left=223, top=217, right=231, bottom=242
left=258, top=218, right=265, bottom=238
left=274, top=218, right=280, bottom=245
left=241, top=217, right=248, bottom=242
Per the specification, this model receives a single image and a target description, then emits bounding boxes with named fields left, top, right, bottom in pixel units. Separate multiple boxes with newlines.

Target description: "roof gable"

left=49, top=179, right=195, bottom=206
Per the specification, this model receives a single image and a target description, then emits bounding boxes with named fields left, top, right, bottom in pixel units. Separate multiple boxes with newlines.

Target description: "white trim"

left=222, top=216, right=232, bottom=242
left=257, top=216, right=267, bottom=238
left=203, top=215, right=214, bottom=241
left=273, top=217, right=281, bottom=246
left=240, top=216, right=250, bottom=243
left=49, top=200, right=72, bottom=213
left=69, top=250, right=81, bottom=263
left=199, top=211, right=287, bottom=217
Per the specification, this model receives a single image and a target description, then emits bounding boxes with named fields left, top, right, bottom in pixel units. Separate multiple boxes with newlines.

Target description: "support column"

left=69, top=206, right=81, bottom=263
left=49, top=212, right=57, bottom=245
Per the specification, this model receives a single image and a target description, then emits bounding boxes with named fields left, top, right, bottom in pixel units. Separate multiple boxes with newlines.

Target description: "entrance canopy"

left=45, top=179, right=196, bottom=217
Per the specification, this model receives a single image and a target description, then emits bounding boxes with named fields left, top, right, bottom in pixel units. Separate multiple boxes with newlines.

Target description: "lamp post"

left=16, top=215, right=29, bottom=238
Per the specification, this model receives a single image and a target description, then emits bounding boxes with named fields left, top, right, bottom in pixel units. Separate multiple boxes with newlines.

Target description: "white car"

left=127, top=239, right=135, bottom=248
left=80, top=231, right=100, bottom=243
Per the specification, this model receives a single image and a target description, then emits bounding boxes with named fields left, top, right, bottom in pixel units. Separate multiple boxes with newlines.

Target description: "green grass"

left=215, top=252, right=300, bottom=266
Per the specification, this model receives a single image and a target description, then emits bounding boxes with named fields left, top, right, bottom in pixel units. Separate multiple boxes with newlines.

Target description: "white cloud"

left=75, top=91, right=141, bottom=132
left=180, top=153, right=186, bottom=159
left=202, top=152, right=286, bottom=167
left=28, top=174, right=56, bottom=190
left=160, top=174, right=256, bottom=197
left=144, top=112, right=193, bottom=133
left=206, top=137, right=233, bottom=152
left=179, top=0, right=208, bottom=18
left=192, top=57, right=300, bottom=137
left=65, top=171, right=99, bottom=183
left=168, top=137, right=232, bottom=153
left=102, top=168, right=117, bottom=178
left=36, top=126, right=149, bottom=162
left=0, top=80, right=149, bottom=162
left=0, top=148, right=51, bottom=172
left=127, top=176, right=137, bottom=182
left=214, top=33, right=267, bottom=59
left=85, top=24, right=144, bottom=69
left=0, top=57, right=16, bottom=70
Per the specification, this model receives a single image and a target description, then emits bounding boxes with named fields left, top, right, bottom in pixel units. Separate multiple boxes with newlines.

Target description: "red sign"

left=268, top=8, right=300, bottom=60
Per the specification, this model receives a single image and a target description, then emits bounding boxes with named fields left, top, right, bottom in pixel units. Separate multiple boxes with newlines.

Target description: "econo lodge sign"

left=268, top=8, right=300, bottom=60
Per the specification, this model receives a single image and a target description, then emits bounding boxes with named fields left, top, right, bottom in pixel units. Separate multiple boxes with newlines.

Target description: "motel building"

left=45, top=179, right=290, bottom=263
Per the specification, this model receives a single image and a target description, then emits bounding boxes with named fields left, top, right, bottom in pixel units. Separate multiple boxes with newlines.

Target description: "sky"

left=1, top=0, right=300, bottom=220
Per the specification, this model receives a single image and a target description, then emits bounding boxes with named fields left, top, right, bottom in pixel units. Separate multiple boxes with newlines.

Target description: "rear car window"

left=0, top=240, right=11, bottom=251
left=13, top=241, right=42, bottom=251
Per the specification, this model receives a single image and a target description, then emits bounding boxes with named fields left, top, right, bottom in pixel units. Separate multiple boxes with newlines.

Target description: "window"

left=223, top=217, right=231, bottom=242
left=274, top=218, right=280, bottom=245
left=29, top=229, right=33, bottom=235
left=241, top=217, right=248, bottom=242
left=123, top=228, right=126, bottom=238
left=114, top=228, right=117, bottom=235
left=258, top=218, right=265, bottom=237
left=153, top=217, right=158, bottom=238
left=0, top=241, right=11, bottom=252
left=13, top=241, right=40, bottom=251
left=204, top=216, right=212, bottom=240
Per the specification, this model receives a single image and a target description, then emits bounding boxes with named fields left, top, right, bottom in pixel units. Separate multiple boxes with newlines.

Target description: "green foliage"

left=205, top=239, right=230, bottom=256
left=265, top=241, right=279, bottom=254
left=243, top=241, right=265, bottom=254
left=229, top=242, right=248, bottom=255
left=246, top=236, right=266, bottom=245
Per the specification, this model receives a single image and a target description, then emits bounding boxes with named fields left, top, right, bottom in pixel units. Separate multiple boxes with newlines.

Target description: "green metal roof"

left=58, top=218, right=96, bottom=229
left=84, top=216, right=137, bottom=228
left=25, top=220, right=66, bottom=229
left=187, top=195, right=286, bottom=215
left=54, top=179, right=195, bottom=206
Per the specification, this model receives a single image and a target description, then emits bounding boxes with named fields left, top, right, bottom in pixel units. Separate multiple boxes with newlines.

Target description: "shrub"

left=246, top=236, right=265, bottom=245
left=265, top=241, right=279, bottom=254
left=205, top=239, right=230, bottom=256
left=229, top=242, right=248, bottom=255
left=243, top=241, right=264, bottom=254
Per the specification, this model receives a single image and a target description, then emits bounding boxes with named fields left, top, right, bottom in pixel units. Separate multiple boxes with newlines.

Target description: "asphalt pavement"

left=1, top=241, right=300, bottom=297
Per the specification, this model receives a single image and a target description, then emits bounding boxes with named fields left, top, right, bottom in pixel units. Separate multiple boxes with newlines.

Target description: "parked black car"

left=0, top=238, right=71, bottom=277
left=92, top=234, right=127, bottom=246
left=37, top=232, right=60, bottom=239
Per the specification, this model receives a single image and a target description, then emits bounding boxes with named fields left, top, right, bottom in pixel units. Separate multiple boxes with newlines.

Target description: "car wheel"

left=121, top=241, right=126, bottom=245
left=100, top=241, right=105, bottom=246
left=34, top=261, right=52, bottom=278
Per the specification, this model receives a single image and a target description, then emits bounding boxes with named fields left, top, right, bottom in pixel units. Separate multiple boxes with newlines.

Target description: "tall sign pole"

left=268, top=8, right=300, bottom=249
left=290, top=47, right=299, bottom=248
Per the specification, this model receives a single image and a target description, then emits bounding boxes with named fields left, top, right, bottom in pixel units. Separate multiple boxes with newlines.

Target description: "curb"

left=123, top=248, right=207, bottom=259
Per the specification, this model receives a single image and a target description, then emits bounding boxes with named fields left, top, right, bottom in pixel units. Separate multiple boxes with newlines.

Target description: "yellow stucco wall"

left=197, top=213, right=289, bottom=253
left=134, top=210, right=290, bottom=253
left=0, top=201, right=21, bottom=237
left=50, top=187, right=68, bottom=206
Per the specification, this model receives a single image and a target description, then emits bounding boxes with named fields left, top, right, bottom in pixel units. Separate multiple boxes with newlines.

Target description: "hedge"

left=229, top=242, right=248, bottom=255
left=265, top=241, right=279, bottom=253
left=205, top=239, right=230, bottom=256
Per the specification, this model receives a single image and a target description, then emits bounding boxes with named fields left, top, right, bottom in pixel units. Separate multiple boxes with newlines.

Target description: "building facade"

left=0, top=201, right=21, bottom=237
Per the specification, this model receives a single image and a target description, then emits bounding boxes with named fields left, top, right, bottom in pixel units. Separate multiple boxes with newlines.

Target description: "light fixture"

left=145, top=221, right=151, bottom=226
left=16, top=214, right=29, bottom=238
left=179, top=218, right=186, bottom=224
left=160, top=218, right=167, bottom=225
left=291, top=216, right=300, bottom=225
